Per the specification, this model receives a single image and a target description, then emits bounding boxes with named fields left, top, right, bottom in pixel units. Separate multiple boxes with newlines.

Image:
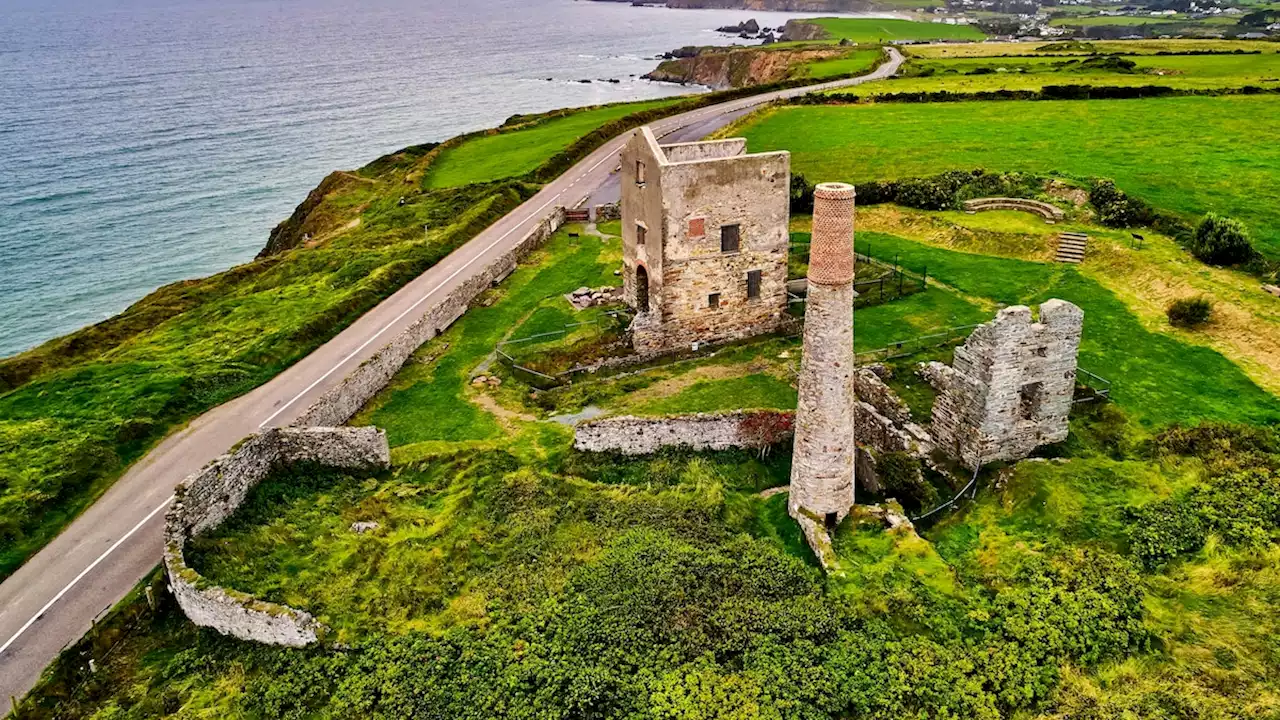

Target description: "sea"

left=0, top=0, right=889, bottom=358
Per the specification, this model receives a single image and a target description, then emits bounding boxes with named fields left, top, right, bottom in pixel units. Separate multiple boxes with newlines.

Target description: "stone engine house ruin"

left=922, top=300, right=1085, bottom=470
left=620, top=126, right=791, bottom=354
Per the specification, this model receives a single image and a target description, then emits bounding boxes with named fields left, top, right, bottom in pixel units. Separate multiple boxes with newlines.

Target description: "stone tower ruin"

left=620, top=126, right=791, bottom=355
left=789, top=182, right=858, bottom=531
left=923, top=299, right=1084, bottom=470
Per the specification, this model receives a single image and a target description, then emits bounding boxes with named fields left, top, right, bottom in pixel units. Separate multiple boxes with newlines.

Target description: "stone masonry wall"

left=165, top=427, right=390, bottom=647
left=621, top=127, right=790, bottom=356
left=574, top=411, right=794, bottom=455
left=789, top=183, right=858, bottom=525
left=926, top=299, right=1084, bottom=469
left=292, top=207, right=566, bottom=427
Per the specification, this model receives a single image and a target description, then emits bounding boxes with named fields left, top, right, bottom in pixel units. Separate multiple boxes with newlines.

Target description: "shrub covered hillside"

left=19, top=416, right=1280, bottom=719
left=0, top=96, right=691, bottom=581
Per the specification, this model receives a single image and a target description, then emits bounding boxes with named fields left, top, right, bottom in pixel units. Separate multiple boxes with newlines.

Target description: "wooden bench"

left=963, top=197, right=1065, bottom=223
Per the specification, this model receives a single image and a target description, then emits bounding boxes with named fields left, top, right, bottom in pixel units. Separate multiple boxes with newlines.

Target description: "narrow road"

left=0, top=48, right=901, bottom=713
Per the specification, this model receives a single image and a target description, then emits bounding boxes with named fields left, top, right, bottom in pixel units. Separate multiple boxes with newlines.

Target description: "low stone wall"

left=292, top=207, right=566, bottom=427
left=165, top=427, right=390, bottom=647
left=963, top=197, right=1064, bottom=222
left=574, top=410, right=794, bottom=455
left=594, top=203, right=620, bottom=222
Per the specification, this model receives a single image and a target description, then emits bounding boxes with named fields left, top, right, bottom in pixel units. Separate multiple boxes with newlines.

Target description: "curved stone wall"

left=164, top=426, right=390, bottom=647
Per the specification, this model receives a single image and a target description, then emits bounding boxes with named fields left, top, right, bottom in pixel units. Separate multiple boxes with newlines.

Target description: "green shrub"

left=1089, top=178, right=1155, bottom=228
left=1166, top=296, right=1213, bottom=328
left=1189, top=213, right=1256, bottom=265
left=790, top=172, right=815, bottom=215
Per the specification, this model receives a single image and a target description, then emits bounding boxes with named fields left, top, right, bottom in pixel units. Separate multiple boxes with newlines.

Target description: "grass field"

left=737, top=96, right=1280, bottom=256
left=793, top=17, right=985, bottom=44
left=424, top=99, right=681, bottom=189
left=829, top=52, right=1280, bottom=95
left=798, top=47, right=885, bottom=79
left=907, top=38, right=1280, bottom=57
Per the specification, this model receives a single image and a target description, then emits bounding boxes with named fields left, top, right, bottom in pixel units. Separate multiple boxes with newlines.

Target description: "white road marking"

left=0, top=495, right=175, bottom=659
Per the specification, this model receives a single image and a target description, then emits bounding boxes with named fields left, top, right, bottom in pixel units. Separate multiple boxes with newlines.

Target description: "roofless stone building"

left=620, top=126, right=790, bottom=354
left=789, top=182, right=858, bottom=540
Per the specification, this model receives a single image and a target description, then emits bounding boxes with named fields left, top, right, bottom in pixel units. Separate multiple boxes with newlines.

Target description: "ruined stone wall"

left=660, top=138, right=745, bottom=163
left=621, top=127, right=666, bottom=314
left=632, top=144, right=790, bottom=355
left=926, top=299, right=1084, bottom=469
left=292, top=207, right=565, bottom=427
left=164, top=427, right=390, bottom=646
left=594, top=203, right=621, bottom=222
left=574, top=411, right=793, bottom=455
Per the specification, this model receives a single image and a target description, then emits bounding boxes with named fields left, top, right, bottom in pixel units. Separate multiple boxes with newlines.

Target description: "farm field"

left=798, top=48, right=885, bottom=79
left=907, top=38, right=1280, bottom=57
left=424, top=98, right=681, bottom=189
left=825, top=51, right=1280, bottom=95
left=782, top=17, right=985, bottom=45
left=736, top=96, right=1280, bottom=256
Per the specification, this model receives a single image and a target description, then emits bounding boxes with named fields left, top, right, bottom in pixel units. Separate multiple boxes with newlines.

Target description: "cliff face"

left=643, top=47, right=846, bottom=89
left=780, top=18, right=831, bottom=42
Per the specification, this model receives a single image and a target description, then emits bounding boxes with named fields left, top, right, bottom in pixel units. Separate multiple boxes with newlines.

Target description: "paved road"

left=0, top=48, right=901, bottom=713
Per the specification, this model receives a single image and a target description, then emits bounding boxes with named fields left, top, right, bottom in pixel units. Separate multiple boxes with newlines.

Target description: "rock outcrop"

left=644, top=46, right=848, bottom=89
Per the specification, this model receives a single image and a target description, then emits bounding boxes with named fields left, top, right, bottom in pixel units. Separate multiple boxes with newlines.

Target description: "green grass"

left=837, top=52, right=1280, bottom=96
left=739, top=97, right=1280, bottom=256
left=799, top=48, right=884, bottom=79
left=425, top=99, right=679, bottom=189
left=856, top=234, right=1279, bottom=427
left=353, top=226, right=620, bottom=445
left=804, top=17, right=985, bottom=44
left=629, top=374, right=798, bottom=416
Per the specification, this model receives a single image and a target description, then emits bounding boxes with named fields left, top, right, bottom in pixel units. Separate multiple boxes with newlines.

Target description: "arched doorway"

left=635, top=265, right=650, bottom=313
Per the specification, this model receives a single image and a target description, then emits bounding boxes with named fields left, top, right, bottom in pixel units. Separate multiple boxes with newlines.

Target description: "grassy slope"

left=807, top=17, right=985, bottom=43
left=738, top=96, right=1280, bottom=256
left=424, top=99, right=679, bottom=189
left=0, top=97, right=688, bottom=581
left=22, top=212, right=1280, bottom=718
left=798, top=48, right=884, bottom=79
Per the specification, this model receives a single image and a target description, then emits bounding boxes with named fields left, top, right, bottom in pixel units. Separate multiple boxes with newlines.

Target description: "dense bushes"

left=1128, top=423, right=1280, bottom=567
left=1189, top=213, right=1257, bottom=265
left=1166, top=296, right=1213, bottom=328
left=1127, top=469, right=1280, bottom=567
left=858, top=169, right=1045, bottom=212
left=875, top=451, right=938, bottom=511
left=1089, top=178, right=1156, bottom=228
left=799, top=84, right=1280, bottom=106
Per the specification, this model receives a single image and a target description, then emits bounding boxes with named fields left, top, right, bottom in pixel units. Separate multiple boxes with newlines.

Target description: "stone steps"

left=1055, top=232, right=1088, bottom=264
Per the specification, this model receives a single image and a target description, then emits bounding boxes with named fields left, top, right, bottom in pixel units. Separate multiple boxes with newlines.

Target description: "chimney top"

left=808, top=183, right=856, bottom=286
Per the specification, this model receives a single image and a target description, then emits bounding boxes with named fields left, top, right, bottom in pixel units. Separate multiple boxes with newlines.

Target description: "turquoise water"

left=0, top=0, right=864, bottom=357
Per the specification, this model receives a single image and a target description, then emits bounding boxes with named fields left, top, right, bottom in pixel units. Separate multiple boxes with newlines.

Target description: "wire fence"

left=911, top=464, right=982, bottom=523
left=854, top=323, right=983, bottom=366
left=495, top=311, right=631, bottom=388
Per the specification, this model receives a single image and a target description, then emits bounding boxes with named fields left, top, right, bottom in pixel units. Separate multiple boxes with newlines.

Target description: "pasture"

left=424, top=98, right=681, bottom=189
left=799, top=17, right=985, bottom=44
left=738, top=96, right=1280, bottom=256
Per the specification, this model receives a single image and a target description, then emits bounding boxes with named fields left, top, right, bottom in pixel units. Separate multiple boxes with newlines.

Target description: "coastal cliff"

left=644, top=46, right=848, bottom=88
